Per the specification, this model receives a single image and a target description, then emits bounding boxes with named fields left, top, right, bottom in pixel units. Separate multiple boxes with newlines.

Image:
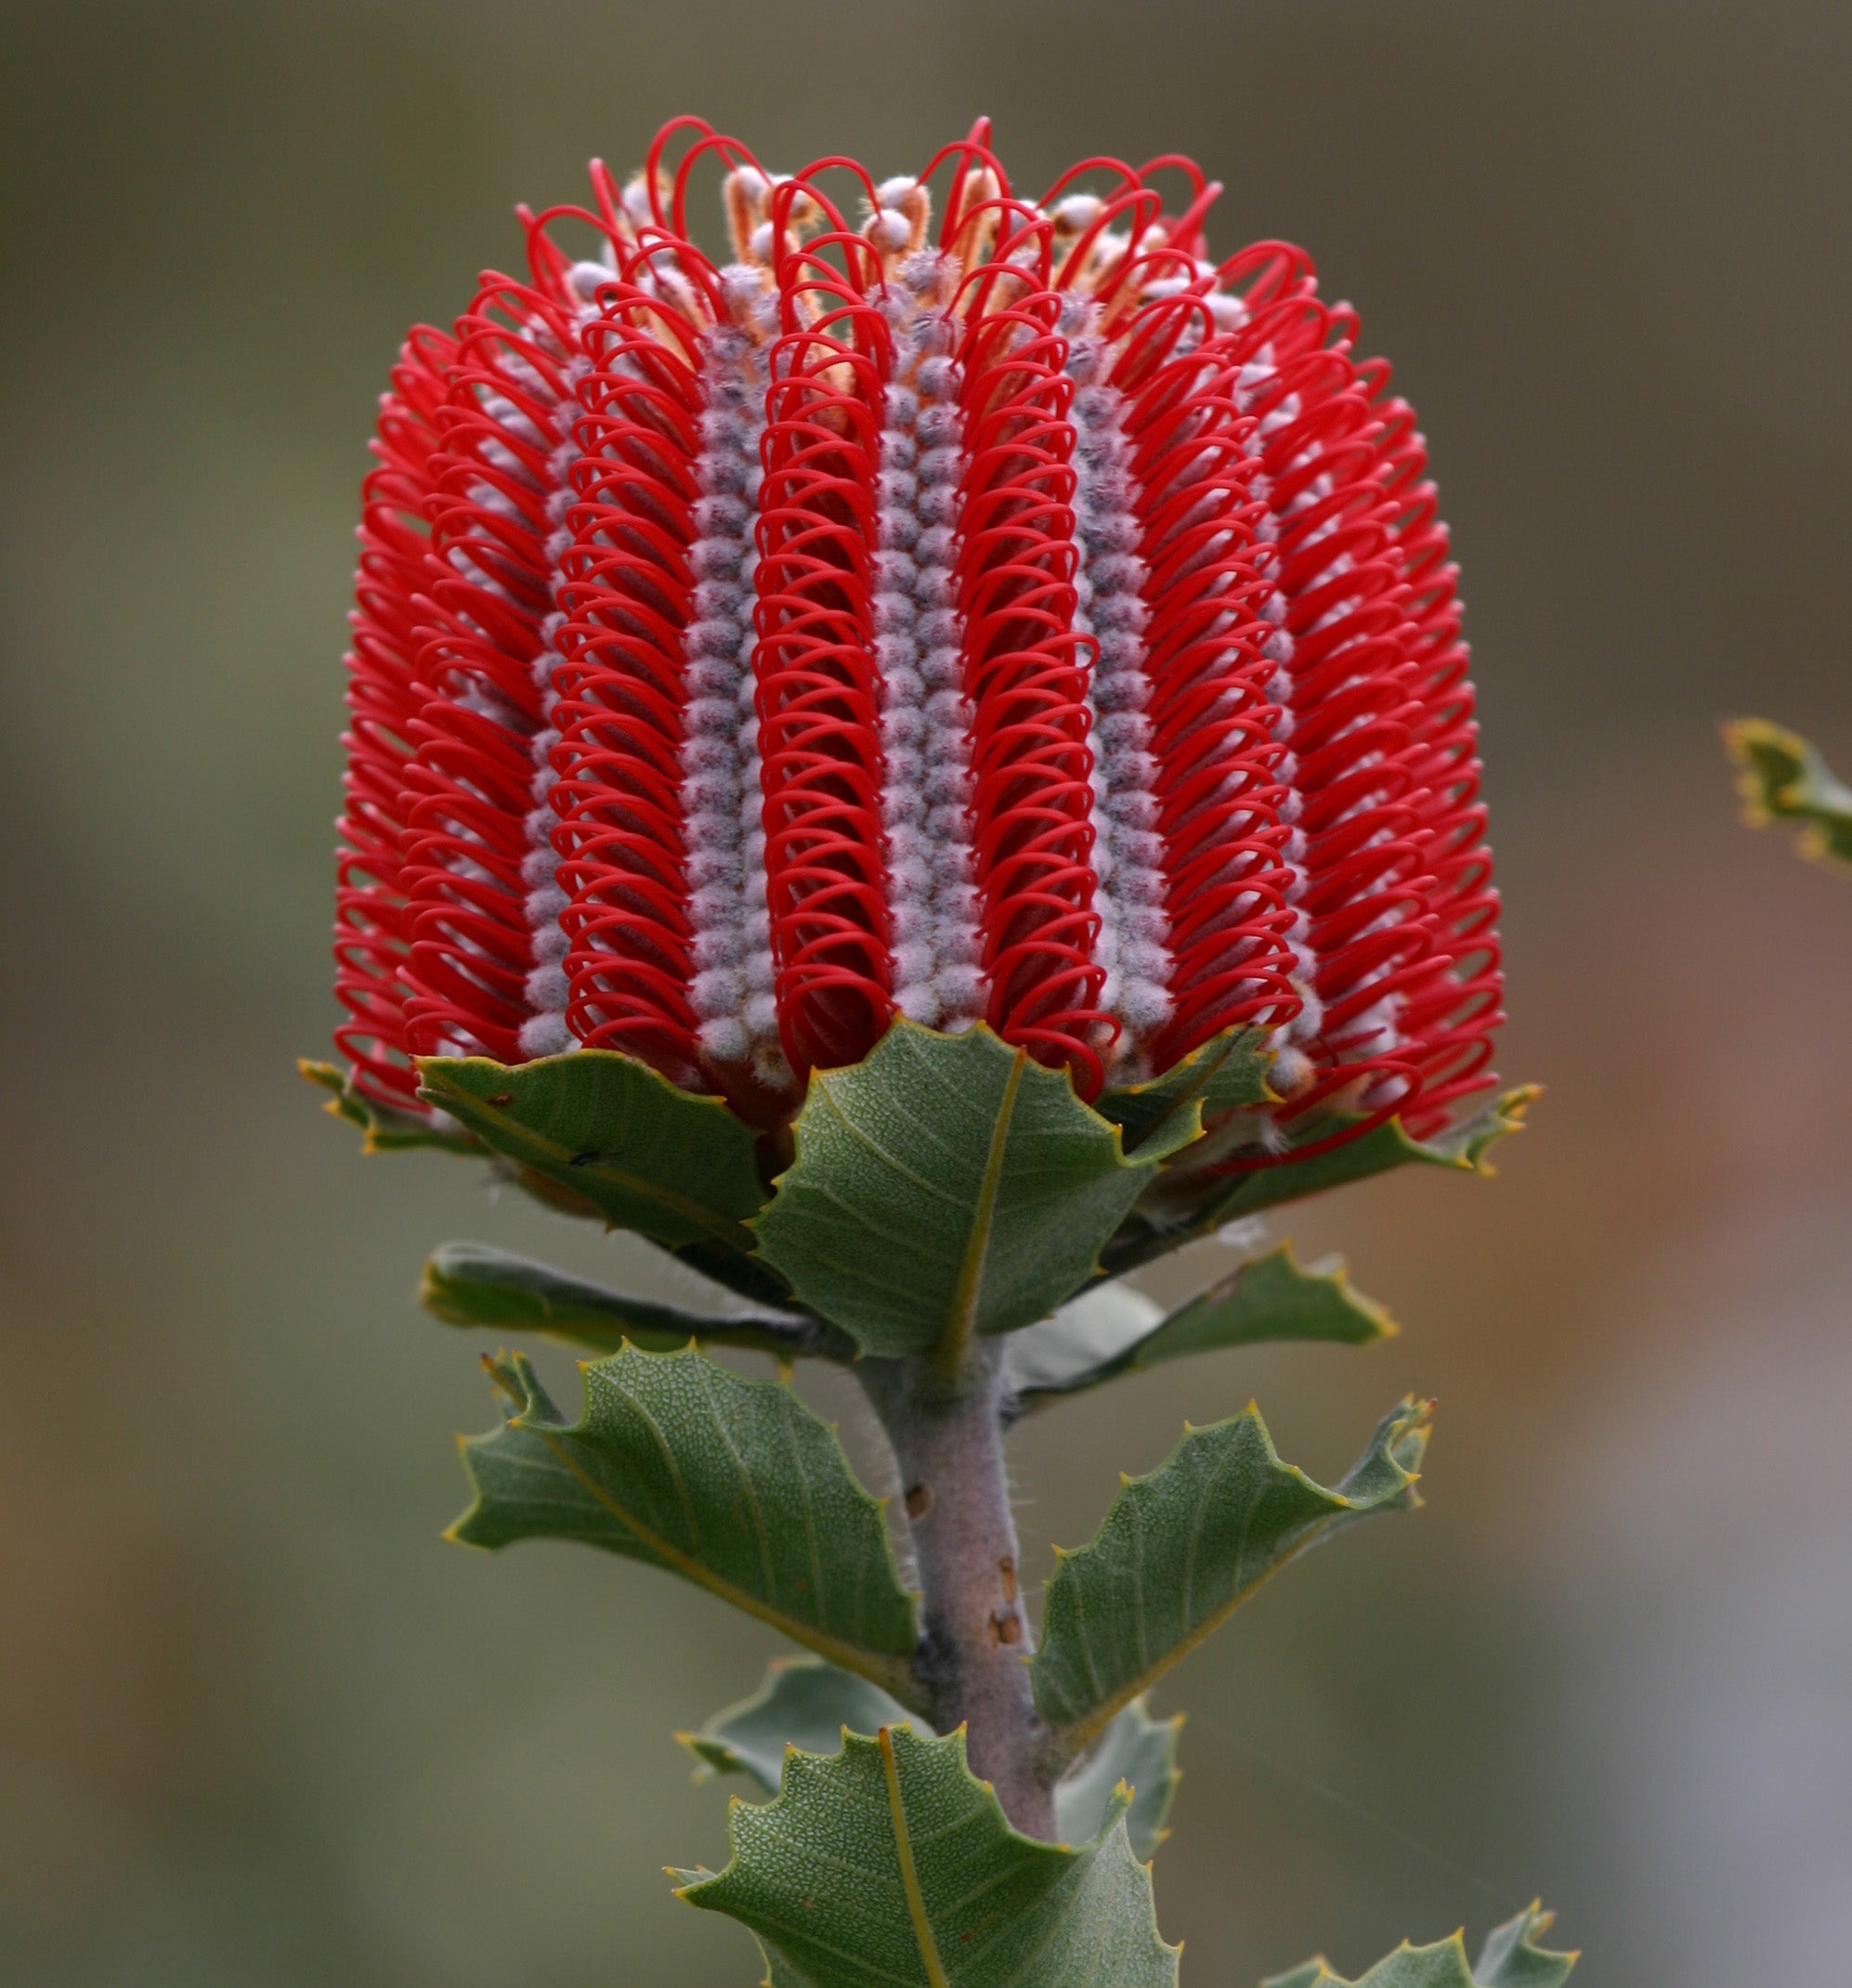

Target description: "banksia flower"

left=332, top=118, right=1501, bottom=1149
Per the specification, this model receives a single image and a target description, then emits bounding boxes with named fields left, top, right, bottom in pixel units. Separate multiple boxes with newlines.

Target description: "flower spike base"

left=342, top=1019, right=1557, bottom=1981
left=316, top=116, right=1572, bottom=1986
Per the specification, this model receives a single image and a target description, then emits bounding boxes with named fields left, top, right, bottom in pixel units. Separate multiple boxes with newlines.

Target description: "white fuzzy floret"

left=1063, top=317, right=1174, bottom=1071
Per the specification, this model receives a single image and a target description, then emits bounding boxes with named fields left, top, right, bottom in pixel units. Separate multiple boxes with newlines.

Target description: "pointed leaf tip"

left=1723, top=715, right=1852, bottom=867
left=1163, top=1086, right=1539, bottom=1234
left=421, top=1240, right=833, bottom=1360
left=1033, top=1397, right=1428, bottom=1753
left=300, top=1057, right=477, bottom=1154
left=1005, top=1244, right=1395, bottom=1408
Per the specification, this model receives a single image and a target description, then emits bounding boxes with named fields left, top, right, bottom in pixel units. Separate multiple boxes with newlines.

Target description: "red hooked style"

left=331, top=118, right=1501, bottom=1154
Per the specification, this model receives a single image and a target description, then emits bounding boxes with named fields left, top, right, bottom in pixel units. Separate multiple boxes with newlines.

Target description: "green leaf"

left=754, top=1942, right=815, bottom=1988
left=1197, top=1087, right=1538, bottom=1227
left=415, top=1050, right=769, bottom=1262
left=1469, top=1904, right=1578, bottom=1986
left=450, top=1343, right=920, bottom=1704
left=685, top=1658, right=1180, bottom=1863
left=1097, top=1027, right=1273, bottom=1155
left=675, top=1722, right=1179, bottom=1988
left=752, top=1021, right=1201, bottom=1362
left=299, top=1058, right=477, bottom=1155
left=419, top=1242, right=850, bottom=1362
left=1139, top=1244, right=1395, bottom=1356
left=1031, top=1397, right=1430, bottom=1755
left=1010, top=1245, right=1395, bottom=1408
left=1724, top=715, right=1852, bottom=867
left=1263, top=1903, right=1576, bottom=1987
left=1050, top=1696, right=1181, bottom=1862
left=679, top=1656, right=926, bottom=1794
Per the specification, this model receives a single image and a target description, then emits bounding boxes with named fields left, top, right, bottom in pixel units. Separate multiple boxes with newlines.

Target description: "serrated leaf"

left=680, top=1656, right=928, bottom=1793
left=1098, top=1027, right=1274, bottom=1154
left=1140, top=1244, right=1395, bottom=1356
left=450, top=1343, right=920, bottom=1704
left=1011, top=1246, right=1394, bottom=1408
left=686, top=1658, right=1180, bottom=1864
left=1050, top=1696, right=1181, bottom=1861
left=420, top=1242, right=847, bottom=1362
left=1199, top=1087, right=1537, bottom=1227
left=1032, top=1397, right=1430, bottom=1754
left=299, top=1058, right=477, bottom=1154
left=753, top=1021, right=1200, bottom=1361
left=416, top=1050, right=769, bottom=1268
left=1263, top=1903, right=1576, bottom=1988
left=1469, top=1903, right=1578, bottom=1986
left=675, top=1723, right=1179, bottom=1988
left=1724, top=715, right=1852, bottom=866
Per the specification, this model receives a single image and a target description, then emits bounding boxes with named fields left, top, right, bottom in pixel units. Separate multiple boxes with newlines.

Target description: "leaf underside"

left=676, top=1723, right=1179, bottom=1988
left=685, top=1657, right=1180, bottom=1864
left=1048, top=1695, right=1182, bottom=1861
left=680, top=1656, right=931, bottom=1794
left=420, top=1241, right=838, bottom=1362
left=752, top=1022, right=1200, bottom=1359
left=1031, top=1397, right=1430, bottom=1753
left=450, top=1343, right=919, bottom=1704
left=1011, top=1244, right=1394, bottom=1408
left=1263, top=1902, right=1576, bottom=1987
left=1723, top=715, right=1852, bottom=866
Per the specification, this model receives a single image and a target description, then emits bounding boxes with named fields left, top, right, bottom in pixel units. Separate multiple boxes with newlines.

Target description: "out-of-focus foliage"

left=1723, top=718, right=1852, bottom=867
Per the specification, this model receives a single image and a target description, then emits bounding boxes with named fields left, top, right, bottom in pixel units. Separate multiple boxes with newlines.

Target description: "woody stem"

left=857, top=1340, right=1054, bottom=1838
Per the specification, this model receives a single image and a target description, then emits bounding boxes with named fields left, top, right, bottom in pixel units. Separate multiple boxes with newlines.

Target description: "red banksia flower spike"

left=331, top=120, right=1502, bottom=1150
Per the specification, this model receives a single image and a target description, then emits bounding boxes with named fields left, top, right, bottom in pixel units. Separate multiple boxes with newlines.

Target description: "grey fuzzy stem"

left=858, top=1341, right=1054, bottom=1838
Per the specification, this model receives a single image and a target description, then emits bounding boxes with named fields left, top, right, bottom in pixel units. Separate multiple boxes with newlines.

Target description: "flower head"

left=333, top=118, right=1500, bottom=1144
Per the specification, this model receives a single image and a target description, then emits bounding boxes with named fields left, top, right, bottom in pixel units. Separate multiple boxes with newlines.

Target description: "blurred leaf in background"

left=1723, top=716, right=1852, bottom=867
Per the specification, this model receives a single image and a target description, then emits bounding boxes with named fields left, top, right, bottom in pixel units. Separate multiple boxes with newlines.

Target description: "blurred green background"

left=3, top=3, right=1849, bottom=1981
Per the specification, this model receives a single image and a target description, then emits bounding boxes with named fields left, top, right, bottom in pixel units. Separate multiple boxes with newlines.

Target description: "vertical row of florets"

left=1062, top=300, right=1174, bottom=1055
left=1239, top=352, right=1324, bottom=1098
left=680, top=280, right=782, bottom=1079
left=875, top=247, right=985, bottom=1032
left=516, top=285, right=602, bottom=1058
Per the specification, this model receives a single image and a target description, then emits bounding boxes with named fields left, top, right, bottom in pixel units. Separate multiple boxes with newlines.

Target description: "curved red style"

left=330, top=119, right=1501, bottom=1153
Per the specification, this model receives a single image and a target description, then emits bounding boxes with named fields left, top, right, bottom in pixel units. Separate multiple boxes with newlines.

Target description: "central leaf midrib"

left=941, top=1047, right=1028, bottom=1366
left=880, top=1732, right=951, bottom=1988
